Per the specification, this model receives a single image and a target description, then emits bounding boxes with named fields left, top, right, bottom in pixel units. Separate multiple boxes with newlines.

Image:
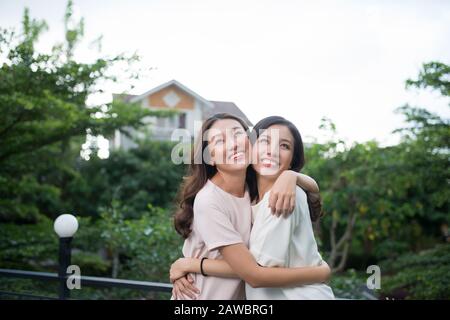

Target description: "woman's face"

left=205, top=119, right=251, bottom=173
left=252, top=124, right=294, bottom=179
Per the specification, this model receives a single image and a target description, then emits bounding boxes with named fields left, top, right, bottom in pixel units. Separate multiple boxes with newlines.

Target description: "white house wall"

left=109, top=90, right=211, bottom=150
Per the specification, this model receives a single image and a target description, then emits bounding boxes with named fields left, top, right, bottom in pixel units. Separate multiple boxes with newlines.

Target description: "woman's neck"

left=256, top=174, right=277, bottom=202
left=211, top=169, right=247, bottom=198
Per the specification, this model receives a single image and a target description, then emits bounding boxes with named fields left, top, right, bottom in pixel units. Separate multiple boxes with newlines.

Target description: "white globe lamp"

left=54, top=214, right=78, bottom=238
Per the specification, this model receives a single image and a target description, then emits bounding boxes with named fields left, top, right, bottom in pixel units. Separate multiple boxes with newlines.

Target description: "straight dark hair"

left=173, top=113, right=250, bottom=239
left=247, top=116, right=324, bottom=222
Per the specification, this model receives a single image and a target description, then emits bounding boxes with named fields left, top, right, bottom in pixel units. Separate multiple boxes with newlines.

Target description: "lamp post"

left=54, top=214, right=78, bottom=300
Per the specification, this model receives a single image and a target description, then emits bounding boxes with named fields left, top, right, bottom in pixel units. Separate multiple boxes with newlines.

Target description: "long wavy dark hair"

left=173, top=113, right=250, bottom=239
left=247, top=116, right=324, bottom=222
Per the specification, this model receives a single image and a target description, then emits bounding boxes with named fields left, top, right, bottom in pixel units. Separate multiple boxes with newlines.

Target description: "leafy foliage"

left=0, top=1, right=169, bottom=223
left=379, top=245, right=450, bottom=299
left=73, top=140, right=186, bottom=219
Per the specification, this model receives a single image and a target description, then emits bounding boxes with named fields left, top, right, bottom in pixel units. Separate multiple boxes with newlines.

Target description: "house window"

left=179, top=113, right=186, bottom=129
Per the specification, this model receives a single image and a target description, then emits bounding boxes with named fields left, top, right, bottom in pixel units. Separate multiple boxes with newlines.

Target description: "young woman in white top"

left=246, top=116, right=334, bottom=299
left=170, top=113, right=331, bottom=299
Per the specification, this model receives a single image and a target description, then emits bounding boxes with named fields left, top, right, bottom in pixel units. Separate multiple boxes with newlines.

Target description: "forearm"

left=251, top=263, right=330, bottom=288
left=294, top=172, right=319, bottom=193
left=220, top=244, right=330, bottom=288
left=201, top=258, right=330, bottom=285
left=186, top=258, right=239, bottom=278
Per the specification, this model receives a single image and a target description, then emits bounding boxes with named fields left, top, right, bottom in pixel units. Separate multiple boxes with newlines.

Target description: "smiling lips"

left=261, top=158, right=278, bottom=168
left=229, top=151, right=245, bottom=161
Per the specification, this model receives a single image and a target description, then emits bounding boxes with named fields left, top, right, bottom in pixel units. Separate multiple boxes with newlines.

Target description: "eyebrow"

left=280, top=138, right=292, bottom=144
left=210, top=133, right=223, bottom=143
left=259, top=135, right=292, bottom=144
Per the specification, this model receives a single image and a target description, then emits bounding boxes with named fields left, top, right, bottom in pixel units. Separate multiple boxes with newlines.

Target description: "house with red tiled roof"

left=109, top=80, right=252, bottom=150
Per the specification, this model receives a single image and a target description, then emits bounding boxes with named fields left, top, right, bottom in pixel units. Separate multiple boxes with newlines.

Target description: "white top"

left=246, top=186, right=335, bottom=300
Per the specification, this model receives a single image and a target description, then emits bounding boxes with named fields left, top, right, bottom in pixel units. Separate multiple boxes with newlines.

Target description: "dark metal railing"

left=0, top=268, right=173, bottom=300
left=0, top=214, right=173, bottom=300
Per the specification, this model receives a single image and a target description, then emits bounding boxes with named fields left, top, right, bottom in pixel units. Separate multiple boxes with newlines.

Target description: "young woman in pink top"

left=170, top=113, right=328, bottom=300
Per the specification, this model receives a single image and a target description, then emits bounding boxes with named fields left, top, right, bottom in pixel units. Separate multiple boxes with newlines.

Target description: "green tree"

left=70, top=139, right=186, bottom=219
left=0, top=1, right=170, bottom=222
left=305, top=61, right=449, bottom=271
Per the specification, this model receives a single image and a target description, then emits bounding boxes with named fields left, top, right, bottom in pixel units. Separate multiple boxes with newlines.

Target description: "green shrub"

left=0, top=216, right=58, bottom=271
left=379, top=244, right=450, bottom=299
left=330, top=269, right=375, bottom=300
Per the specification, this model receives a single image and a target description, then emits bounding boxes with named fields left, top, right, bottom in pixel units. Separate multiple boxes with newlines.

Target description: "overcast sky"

left=1, top=0, right=449, bottom=147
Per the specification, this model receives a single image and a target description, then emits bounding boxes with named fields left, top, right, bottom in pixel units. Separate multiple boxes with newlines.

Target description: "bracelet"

left=200, top=257, right=208, bottom=277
